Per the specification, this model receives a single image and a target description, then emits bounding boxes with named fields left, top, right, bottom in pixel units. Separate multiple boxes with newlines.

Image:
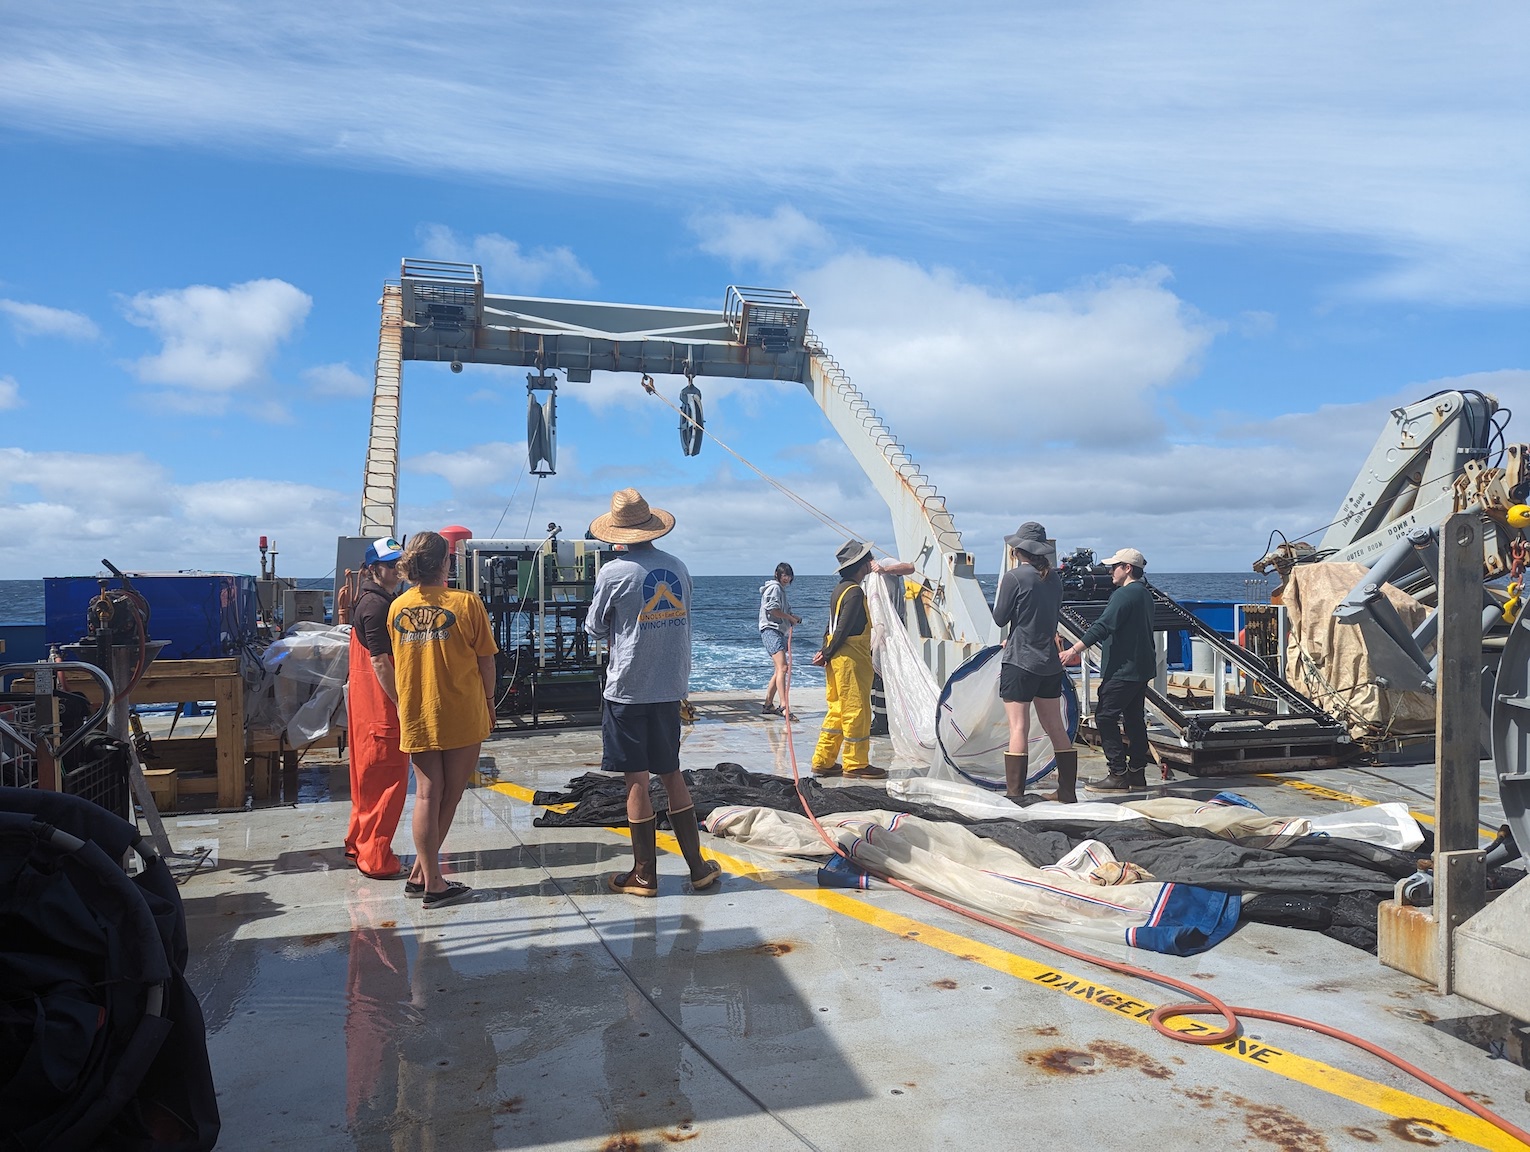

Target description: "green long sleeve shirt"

left=1078, top=580, right=1155, bottom=682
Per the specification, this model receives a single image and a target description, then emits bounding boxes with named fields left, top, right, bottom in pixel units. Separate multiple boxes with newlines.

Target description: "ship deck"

left=181, top=689, right=1530, bottom=1151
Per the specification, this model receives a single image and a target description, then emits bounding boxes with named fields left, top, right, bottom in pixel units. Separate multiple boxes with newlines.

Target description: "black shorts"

left=999, top=665, right=1064, bottom=703
left=601, top=699, right=682, bottom=775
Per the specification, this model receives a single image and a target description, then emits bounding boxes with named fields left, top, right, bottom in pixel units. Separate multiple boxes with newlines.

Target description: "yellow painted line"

left=489, top=780, right=1523, bottom=1150
left=1259, top=773, right=1498, bottom=842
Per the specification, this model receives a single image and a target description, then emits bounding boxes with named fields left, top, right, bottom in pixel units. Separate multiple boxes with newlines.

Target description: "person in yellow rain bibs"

left=811, top=540, right=915, bottom=779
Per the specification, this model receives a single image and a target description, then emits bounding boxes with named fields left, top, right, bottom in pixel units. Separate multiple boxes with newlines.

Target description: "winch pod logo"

left=640, top=568, right=687, bottom=624
left=394, top=604, right=457, bottom=643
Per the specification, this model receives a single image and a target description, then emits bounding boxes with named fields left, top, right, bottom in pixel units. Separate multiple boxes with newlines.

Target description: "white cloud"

left=0, top=448, right=350, bottom=576
left=417, top=226, right=593, bottom=293
left=123, top=278, right=311, bottom=396
left=303, top=361, right=370, bottom=397
left=2, top=4, right=1526, bottom=301
left=404, top=441, right=528, bottom=489
left=799, top=254, right=1212, bottom=451
left=693, top=206, right=832, bottom=269
left=1236, top=310, right=1277, bottom=338
left=0, top=298, right=100, bottom=340
left=0, top=375, right=20, bottom=410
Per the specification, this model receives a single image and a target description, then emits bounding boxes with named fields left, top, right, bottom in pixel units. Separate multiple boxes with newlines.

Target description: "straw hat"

left=589, top=488, right=675, bottom=544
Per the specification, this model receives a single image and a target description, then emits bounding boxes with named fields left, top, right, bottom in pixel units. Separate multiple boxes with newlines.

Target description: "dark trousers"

left=1096, top=678, right=1149, bottom=774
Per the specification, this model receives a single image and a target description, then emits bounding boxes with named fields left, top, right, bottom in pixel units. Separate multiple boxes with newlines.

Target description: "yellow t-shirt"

left=388, top=586, right=499, bottom=753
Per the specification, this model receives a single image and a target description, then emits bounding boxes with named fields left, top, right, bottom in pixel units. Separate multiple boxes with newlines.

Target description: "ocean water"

left=0, top=571, right=1270, bottom=693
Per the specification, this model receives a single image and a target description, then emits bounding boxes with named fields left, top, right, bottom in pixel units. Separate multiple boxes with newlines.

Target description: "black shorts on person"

left=999, top=665, right=1064, bottom=703
left=601, top=699, right=683, bottom=775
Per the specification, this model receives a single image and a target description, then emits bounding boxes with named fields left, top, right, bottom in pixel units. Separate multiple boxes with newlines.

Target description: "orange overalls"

left=343, top=586, right=411, bottom=876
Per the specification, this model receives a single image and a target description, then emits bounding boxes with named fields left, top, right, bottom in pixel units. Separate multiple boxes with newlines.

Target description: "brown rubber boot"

left=1003, top=753, right=1028, bottom=799
left=668, top=806, right=722, bottom=890
left=1041, top=749, right=1078, bottom=804
left=609, top=816, right=659, bottom=897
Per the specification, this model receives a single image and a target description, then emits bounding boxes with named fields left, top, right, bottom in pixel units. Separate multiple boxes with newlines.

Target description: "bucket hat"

left=835, top=539, right=874, bottom=572
left=1003, top=521, right=1050, bottom=550
left=1011, top=536, right=1056, bottom=560
left=589, top=488, right=676, bottom=544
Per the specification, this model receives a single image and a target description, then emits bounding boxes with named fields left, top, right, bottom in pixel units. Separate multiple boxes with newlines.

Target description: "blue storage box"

left=45, top=573, right=258, bottom=660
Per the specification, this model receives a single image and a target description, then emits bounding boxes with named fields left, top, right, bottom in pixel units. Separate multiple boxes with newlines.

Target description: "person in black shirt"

left=1061, top=546, right=1155, bottom=793
left=344, top=537, right=412, bottom=879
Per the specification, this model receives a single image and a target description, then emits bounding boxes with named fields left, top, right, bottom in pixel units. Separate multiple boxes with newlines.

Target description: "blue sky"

left=1, top=2, right=1527, bottom=578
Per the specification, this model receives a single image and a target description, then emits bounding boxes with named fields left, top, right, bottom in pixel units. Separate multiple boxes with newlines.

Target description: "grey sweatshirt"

left=585, top=544, right=693, bottom=703
left=758, top=580, right=793, bottom=632
left=991, top=563, right=1064, bottom=674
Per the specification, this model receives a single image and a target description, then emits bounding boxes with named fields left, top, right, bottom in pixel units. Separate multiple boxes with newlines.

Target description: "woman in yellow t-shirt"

left=386, top=531, right=499, bottom=909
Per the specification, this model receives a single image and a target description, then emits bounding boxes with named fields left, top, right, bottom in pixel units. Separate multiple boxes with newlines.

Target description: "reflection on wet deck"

left=182, top=690, right=1530, bottom=1150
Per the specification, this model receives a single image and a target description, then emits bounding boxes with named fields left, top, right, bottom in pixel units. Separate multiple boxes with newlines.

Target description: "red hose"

left=777, top=674, right=1530, bottom=1149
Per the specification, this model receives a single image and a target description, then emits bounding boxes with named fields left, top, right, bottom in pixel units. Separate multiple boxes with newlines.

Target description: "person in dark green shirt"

left=1061, top=547, right=1155, bottom=793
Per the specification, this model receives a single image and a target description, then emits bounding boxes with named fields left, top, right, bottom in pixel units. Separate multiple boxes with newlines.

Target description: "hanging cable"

left=491, top=462, right=529, bottom=538
left=521, top=475, right=543, bottom=539
left=640, top=375, right=898, bottom=559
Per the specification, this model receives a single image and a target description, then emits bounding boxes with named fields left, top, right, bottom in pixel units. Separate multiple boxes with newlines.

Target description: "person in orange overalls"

left=343, top=537, right=411, bottom=879
left=810, top=539, right=914, bottom=780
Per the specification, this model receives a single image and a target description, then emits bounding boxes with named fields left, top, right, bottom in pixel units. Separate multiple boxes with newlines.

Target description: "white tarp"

left=250, top=623, right=351, bottom=746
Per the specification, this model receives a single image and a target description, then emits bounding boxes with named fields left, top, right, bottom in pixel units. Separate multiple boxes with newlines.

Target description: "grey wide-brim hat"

left=835, top=539, right=874, bottom=571
left=1004, top=521, right=1054, bottom=556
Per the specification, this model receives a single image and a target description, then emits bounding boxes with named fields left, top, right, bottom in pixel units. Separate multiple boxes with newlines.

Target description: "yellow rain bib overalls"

left=812, top=582, right=874, bottom=773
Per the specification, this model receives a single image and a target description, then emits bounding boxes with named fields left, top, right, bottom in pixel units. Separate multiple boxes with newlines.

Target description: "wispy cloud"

left=122, top=279, right=311, bottom=402
left=303, top=361, right=370, bottom=397
left=404, top=441, right=529, bottom=489
left=0, top=298, right=100, bottom=340
left=1, top=4, right=1525, bottom=301
left=417, top=226, right=593, bottom=293
left=0, top=375, right=20, bottom=410
left=693, top=206, right=833, bottom=269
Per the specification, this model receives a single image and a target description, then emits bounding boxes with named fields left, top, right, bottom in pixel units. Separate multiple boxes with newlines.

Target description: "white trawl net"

left=864, top=575, right=1078, bottom=791
left=865, top=573, right=939, bottom=764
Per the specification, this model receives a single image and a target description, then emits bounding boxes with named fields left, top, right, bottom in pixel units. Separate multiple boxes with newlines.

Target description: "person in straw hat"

left=991, top=522, right=1077, bottom=803
left=585, top=488, right=721, bottom=896
left=1061, top=546, right=1155, bottom=794
left=809, top=539, right=914, bottom=779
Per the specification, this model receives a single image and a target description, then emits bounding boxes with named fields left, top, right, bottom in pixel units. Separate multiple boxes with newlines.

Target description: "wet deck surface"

left=181, top=690, right=1530, bottom=1150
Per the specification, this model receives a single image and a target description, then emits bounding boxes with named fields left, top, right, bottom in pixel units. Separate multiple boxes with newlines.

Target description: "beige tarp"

left=1282, top=563, right=1435, bottom=740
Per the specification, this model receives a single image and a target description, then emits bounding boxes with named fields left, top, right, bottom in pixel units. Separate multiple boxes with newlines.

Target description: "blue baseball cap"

left=364, top=536, right=404, bottom=566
